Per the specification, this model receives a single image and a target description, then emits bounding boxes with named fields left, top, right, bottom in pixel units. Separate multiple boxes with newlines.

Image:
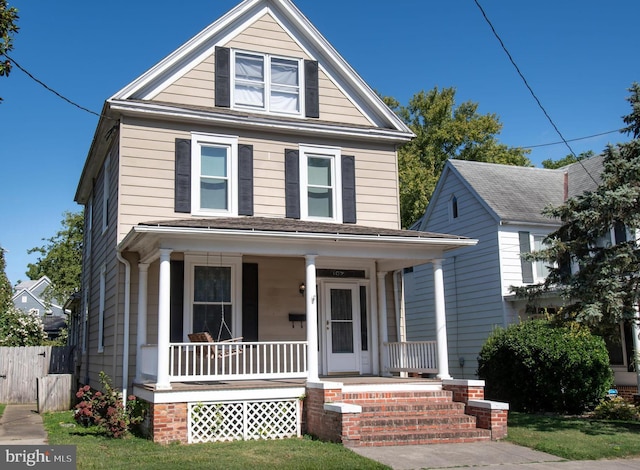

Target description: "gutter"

left=116, top=251, right=131, bottom=410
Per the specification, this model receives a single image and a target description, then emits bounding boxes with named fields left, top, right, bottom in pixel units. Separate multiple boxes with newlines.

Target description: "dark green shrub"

left=477, top=319, right=613, bottom=414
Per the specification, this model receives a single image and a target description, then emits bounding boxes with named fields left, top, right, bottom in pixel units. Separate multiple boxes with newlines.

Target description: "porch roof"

left=119, top=217, right=477, bottom=271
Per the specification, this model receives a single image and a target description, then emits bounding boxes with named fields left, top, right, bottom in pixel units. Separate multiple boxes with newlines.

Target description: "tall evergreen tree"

left=0, top=246, right=12, bottom=313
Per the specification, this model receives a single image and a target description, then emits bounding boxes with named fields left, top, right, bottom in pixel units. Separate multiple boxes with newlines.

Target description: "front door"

left=323, top=283, right=360, bottom=374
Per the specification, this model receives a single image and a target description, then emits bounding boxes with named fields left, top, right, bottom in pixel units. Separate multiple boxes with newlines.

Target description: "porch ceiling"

left=119, top=217, right=477, bottom=271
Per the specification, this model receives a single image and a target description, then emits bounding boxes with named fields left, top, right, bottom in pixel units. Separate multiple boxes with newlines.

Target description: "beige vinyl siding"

left=117, top=117, right=401, bottom=241
left=153, top=55, right=214, bottom=106
left=153, top=12, right=371, bottom=127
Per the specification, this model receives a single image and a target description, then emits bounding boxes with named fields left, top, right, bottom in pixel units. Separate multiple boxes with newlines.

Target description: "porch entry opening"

left=322, top=282, right=368, bottom=374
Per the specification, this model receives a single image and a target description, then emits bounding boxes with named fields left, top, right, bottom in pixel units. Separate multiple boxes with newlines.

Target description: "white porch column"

left=377, top=271, right=391, bottom=376
left=305, top=255, right=319, bottom=382
left=135, top=263, right=149, bottom=383
left=433, top=259, right=451, bottom=380
left=156, top=249, right=173, bottom=390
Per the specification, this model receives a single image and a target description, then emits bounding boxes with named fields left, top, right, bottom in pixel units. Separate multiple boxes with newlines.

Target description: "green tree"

left=26, top=211, right=83, bottom=303
left=0, top=246, right=13, bottom=313
left=0, top=0, right=19, bottom=102
left=519, top=84, right=640, bottom=328
left=392, top=87, right=531, bottom=228
left=541, top=150, right=594, bottom=169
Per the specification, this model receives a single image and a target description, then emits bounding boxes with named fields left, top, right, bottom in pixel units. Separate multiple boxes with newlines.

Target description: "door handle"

left=38, top=352, right=46, bottom=357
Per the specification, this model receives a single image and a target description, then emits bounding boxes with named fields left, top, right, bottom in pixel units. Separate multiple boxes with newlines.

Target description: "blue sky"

left=1, top=0, right=638, bottom=286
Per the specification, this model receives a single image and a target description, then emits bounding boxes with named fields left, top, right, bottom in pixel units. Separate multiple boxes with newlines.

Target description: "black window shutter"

left=242, top=263, right=259, bottom=342
left=238, top=144, right=254, bottom=216
left=341, top=155, right=357, bottom=223
left=285, top=149, right=300, bottom=219
left=175, top=138, right=191, bottom=213
left=215, top=46, right=231, bottom=108
left=170, top=260, right=184, bottom=342
left=518, top=231, right=534, bottom=283
left=614, top=221, right=627, bottom=244
left=304, top=60, right=319, bottom=118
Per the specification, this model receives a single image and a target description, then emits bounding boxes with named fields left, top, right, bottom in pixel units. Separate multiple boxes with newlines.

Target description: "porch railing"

left=385, top=341, right=438, bottom=374
left=164, top=341, right=308, bottom=382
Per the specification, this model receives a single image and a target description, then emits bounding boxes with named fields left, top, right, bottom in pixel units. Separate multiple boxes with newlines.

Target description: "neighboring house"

left=12, top=276, right=67, bottom=340
left=405, top=156, right=638, bottom=397
left=74, top=0, right=507, bottom=446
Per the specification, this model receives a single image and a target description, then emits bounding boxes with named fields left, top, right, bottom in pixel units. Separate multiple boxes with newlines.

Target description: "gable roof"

left=110, top=0, right=409, bottom=134
left=420, top=156, right=604, bottom=229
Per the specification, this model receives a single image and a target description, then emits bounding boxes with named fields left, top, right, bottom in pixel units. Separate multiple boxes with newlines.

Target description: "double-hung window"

left=233, top=51, right=301, bottom=115
left=300, top=145, right=342, bottom=222
left=191, top=133, right=238, bottom=216
left=532, top=235, right=550, bottom=281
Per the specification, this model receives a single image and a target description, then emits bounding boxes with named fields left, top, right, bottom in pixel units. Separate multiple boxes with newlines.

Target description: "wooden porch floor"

left=136, top=376, right=441, bottom=393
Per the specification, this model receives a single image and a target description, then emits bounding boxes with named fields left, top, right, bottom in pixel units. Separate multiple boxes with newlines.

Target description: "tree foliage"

left=27, top=211, right=84, bottom=303
left=0, top=306, right=47, bottom=346
left=541, top=150, right=594, bottom=170
left=0, top=246, right=12, bottom=313
left=517, top=83, right=640, bottom=329
left=0, top=0, right=19, bottom=102
left=390, top=87, right=531, bottom=228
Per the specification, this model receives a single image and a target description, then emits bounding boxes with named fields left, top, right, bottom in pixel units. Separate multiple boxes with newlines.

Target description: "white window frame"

left=191, top=133, right=239, bottom=217
left=98, top=264, right=106, bottom=353
left=102, top=156, right=110, bottom=234
left=300, top=144, right=342, bottom=223
left=182, top=254, right=243, bottom=341
left=231, top=49, right=303, bottom=116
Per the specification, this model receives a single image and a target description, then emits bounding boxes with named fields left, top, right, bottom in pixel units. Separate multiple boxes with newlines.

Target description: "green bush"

left=477, top=319, right=613, bottom=414
left=593, top=397, right=640, bottom=421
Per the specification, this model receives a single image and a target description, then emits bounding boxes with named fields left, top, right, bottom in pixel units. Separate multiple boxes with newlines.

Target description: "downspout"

left=116, top=251, right=131, bottom=409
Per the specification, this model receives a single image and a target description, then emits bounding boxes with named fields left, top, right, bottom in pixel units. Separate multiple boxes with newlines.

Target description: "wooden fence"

left=0, top=346, right=75, bottom=404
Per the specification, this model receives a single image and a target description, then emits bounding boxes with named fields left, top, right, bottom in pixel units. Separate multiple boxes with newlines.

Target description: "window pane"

left=533, top=236, right=550, bottom=279
left=201, top=178, right=228, bottom=210
left=271, top=89, right=299, bottom=113
left=193, top=304, right=233, bottom=341
left=332, top=323, right=353, bottom=353
left=194, top=266, right=231, bottom=302
left=201, top=146, right=227, bottom=177
left=308, top=187, right=332, bottom=217
left=235, top=54, right=264, bottom=81
left=271, top=58, right=298, bottom=86
left=308, top=157, right=332, bottom=185
left=235, top=83, right=265, bottom=108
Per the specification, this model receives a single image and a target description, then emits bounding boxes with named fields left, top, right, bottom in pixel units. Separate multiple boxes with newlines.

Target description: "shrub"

left=593, top=397, right=640, bottom=421
left=0, top=306, right=47, bottom=346
left=477, top=319, right=613, bottom=414
left=74, top=372, right=146, bottom=438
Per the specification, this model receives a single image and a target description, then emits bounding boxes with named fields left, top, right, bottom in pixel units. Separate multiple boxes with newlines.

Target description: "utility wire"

left=3, top=52, right=113, bottom=121
left=522, top=128, right=623, bottom=149
left=473, top=0, right=599, bottom=185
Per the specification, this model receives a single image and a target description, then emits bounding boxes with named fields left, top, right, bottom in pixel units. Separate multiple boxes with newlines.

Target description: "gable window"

left=191, top=133, right=238, bottom=216
left=300, top=145, right=342, bottom=222
left=233, top=51, right=301, bottom=115
left=450, top=195, right=459, bottom=220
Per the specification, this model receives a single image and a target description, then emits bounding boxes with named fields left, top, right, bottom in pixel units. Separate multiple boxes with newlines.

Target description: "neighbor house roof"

left=442, top=156, right=604, bottom=226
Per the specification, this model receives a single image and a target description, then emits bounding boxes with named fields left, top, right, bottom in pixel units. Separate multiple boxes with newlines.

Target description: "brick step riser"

left=358, top=435, right=491, bottom=447
left=359, top=430, right=492, bottom=445
left=360, top=417, right=477, bottom=428
left=356, top=403, right=467, bottom=414
left=342, top=392, right=453, bottom=402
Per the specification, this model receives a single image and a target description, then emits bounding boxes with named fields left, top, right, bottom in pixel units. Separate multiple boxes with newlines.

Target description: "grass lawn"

left=0, top=403, right=5, bottom=418
left=507, top=411, right=640, bottom=460
left=43, top=411, right=389, bottom=470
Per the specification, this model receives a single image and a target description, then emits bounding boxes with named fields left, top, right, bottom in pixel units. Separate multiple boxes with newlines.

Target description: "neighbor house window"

left=102, top=157, right=110, bottom=234
left=300, top=145, right=342, bottom=222
left=450, top=195, right=459, bottom=220
left=98, top=265, right=106, bottom=353
left=532, top=235, right=550, bottom=281
left=233, top=51, right=301, bottom=115
left=519, top=231, right=551, bottom=284
left=191, top=133, right=238, bottom=216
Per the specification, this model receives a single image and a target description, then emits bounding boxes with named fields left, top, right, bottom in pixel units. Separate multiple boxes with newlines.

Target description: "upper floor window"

left=233, top=51, right=301, bottom=115
left=300, top=145, right=342, bottom=222
left=450, top=195, right=459, bottom=220
left=102, top=156, right=110, bottom=234
left=519, top=231, right=551, bottom=284
left=191, top=133, right=238, bottom=216
left=532, top=235, right=550, bottom=281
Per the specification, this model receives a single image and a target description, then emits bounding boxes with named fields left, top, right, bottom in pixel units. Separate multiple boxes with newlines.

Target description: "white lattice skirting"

left=188, top=399, right=301, bottom=443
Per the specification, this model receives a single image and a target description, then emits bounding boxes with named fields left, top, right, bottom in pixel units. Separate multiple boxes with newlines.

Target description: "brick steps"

left=342, top=388, right=491, bottom=446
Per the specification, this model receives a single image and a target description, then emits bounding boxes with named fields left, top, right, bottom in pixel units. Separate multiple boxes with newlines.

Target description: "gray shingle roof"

left=449, top=155, right=603, bottom=225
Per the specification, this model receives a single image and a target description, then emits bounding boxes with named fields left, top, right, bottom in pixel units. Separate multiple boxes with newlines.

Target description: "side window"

left=98, top=265, right=106, bottom=353
left=300, top=145, right=342, bottom=222
left=102, top=157, right=110, bottom=234
left=191, top=133, right=238, bottom=216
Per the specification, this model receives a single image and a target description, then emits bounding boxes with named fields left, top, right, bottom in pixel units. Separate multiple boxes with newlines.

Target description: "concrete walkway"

left=353, top=441, right=640, bottom=470
left=0, top=403, right=48, bottom=445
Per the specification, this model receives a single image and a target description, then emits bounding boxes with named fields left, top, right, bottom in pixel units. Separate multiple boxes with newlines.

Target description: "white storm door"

left=324, top=283, right=360, bottom=373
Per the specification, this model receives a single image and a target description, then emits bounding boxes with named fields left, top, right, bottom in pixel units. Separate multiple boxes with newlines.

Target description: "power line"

left=473, top=0, right=599, bottom=184
left=522, top=128, right=623, bottom=149
left=2, top=52, right=112, bottom=121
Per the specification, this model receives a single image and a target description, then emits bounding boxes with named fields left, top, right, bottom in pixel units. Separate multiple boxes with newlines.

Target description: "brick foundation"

left=615, top=385, right=639, bottom=401
left=149, top=402, right=188, bottom=444
left=305, top=382, right=363, bottom=445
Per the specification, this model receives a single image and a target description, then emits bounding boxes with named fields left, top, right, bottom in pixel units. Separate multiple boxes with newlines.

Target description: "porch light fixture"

left=299, top=282, right=305, bottom=296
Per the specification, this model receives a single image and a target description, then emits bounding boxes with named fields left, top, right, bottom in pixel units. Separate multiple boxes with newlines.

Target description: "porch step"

left=342, top=388, right=492, bottom=446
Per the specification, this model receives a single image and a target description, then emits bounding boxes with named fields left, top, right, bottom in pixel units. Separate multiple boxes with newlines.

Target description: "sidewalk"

left=353, top=441, right=640, bottom=470
left=0, top=403, right=48, bottom=445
